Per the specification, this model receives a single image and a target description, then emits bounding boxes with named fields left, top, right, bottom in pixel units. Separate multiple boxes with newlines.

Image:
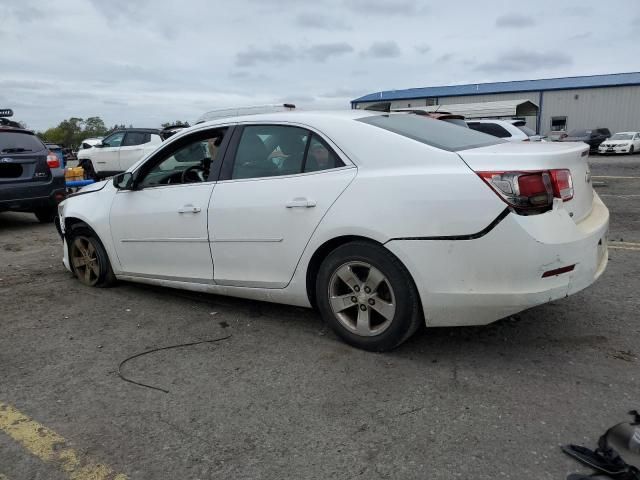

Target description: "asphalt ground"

left=1, top=154, right=639, bottom=480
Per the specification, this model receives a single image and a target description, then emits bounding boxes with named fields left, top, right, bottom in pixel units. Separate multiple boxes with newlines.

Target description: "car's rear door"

left=208, top=124, right=356, bottom=288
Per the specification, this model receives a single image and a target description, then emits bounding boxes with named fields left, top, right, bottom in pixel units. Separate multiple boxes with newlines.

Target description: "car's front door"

left=109, top=127, right=229, bottom=281
left=119, top=131, right=150, bottom=171
left=94, top=131, right=125, bottom=173
left=209, top=124, right=356, bottom=288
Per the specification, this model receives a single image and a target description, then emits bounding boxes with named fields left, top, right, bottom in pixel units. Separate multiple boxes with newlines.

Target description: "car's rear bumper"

left=0, top=175, right=66, bottom=212
left=385, top=194, right=609, bottom=327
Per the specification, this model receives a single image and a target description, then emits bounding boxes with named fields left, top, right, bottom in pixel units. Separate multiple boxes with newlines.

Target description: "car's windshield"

left=611, top=133, right=633, bottom=140
left=357, top=114, right=503, bottom=152
left=568, top=129, right=591, bottom=136
left=0, top=131, right=46, bottom=153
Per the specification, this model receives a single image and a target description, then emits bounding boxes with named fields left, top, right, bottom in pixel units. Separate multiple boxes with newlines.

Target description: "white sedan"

left=598, top=132, right=640, bottom=155
left=56, top=111, right=609, bottom=351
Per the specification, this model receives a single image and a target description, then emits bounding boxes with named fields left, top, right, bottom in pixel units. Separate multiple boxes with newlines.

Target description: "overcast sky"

left=2, top=0, right=639, bottom=131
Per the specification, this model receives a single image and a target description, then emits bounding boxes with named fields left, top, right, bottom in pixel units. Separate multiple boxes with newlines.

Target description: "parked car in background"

left=57, top=110, right=608, bottom=351
left=390, top=108, right=469, bottom=127
left=44, top=143, right=66, bottom=168
left=598, top=132, right=640, bottom=155
left=1, top=127, right=66, bottom=222
left=467, top=119, right=542, bottom=142
left=560, top=128, right=611, bottom=152
left=77, top=137, right=103, bottom=151
left=77, top=129, right=162, bottom=180
left=546, top=131, right=568, bottom=142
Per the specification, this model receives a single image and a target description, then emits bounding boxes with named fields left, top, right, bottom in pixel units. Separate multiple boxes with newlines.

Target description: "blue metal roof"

left=352, top=72, right=640, bottom=103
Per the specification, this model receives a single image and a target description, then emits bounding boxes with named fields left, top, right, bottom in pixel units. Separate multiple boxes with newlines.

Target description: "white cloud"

left=0, top=0, right=632, bottom=130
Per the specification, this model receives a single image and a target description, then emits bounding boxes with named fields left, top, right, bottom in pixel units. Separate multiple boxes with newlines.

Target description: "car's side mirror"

left=96, top=141, right=105, bottom=148
left=113, top=172, right=134, bottom=190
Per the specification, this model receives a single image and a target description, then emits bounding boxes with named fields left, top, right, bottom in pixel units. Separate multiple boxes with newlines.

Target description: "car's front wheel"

left=68, top=226, right=116, bottom=287
left=316, top=241, right=422, bottom=351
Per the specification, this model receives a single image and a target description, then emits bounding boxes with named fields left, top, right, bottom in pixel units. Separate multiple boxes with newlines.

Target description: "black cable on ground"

left=117, top=335, right=232, bottom=393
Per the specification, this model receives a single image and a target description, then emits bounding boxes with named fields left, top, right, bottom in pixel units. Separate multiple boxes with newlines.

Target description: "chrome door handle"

left=286, top=198, right=316, bottom=208
left=178, top=205, right=201, bottom=214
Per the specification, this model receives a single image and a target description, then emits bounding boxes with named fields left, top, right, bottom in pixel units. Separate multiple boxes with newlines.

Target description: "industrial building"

left=351, top=72, right=640, bottom=135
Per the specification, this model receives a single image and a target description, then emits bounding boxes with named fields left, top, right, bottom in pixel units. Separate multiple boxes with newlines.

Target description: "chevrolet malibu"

left=56, top=111, right=609, bottom=351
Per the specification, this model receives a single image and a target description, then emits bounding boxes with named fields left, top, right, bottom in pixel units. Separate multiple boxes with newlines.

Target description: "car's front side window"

left=137, top=129, right=227, bottom=188
left=102, top=132, right=125, bottom=148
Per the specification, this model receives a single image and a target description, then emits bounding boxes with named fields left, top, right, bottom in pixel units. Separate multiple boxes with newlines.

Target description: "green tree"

left=39, top=116, right=110, bottom=147
left=161, top=120, right=190, bottom=128
left=83, top=116, right=108, bottom=138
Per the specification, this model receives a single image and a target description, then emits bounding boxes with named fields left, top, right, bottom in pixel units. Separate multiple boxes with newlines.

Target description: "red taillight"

left=46, top=151, right=60, bottom=169
left=549, top=169, right=573, bottom=201
left=477, top=169, right=573, bottom=214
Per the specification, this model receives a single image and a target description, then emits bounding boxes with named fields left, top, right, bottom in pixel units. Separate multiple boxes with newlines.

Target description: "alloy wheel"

left=327, top=261, right=396, bottom=336
left=70, top=236, right=100, bottom=286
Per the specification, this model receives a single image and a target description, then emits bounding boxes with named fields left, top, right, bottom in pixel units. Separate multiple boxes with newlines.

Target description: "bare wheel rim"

left=328, top=261, right=396, bottom=337
left=70, top=236, right=100, bottom=286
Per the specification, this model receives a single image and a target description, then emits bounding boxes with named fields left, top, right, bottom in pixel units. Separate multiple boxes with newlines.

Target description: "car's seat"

left=233, top=133, right=270, bottom=179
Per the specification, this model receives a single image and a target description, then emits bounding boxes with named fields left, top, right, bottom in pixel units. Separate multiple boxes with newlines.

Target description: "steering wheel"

left=181, top=165, right=205, bottom=183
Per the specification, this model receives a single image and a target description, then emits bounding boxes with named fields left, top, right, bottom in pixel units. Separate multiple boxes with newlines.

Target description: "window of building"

left=550, top=117, right=567, bottom=132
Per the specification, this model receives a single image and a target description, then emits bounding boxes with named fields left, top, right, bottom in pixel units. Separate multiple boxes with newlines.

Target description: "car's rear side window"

left=357, top=114, right=503, bottom=152
left=0, top=131, right=46, bottom=153
left=122, top=132, right=150, bottom=146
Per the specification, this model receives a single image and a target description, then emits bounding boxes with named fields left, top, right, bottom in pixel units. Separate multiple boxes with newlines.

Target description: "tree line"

left=37, top=117, right=190, bottom=148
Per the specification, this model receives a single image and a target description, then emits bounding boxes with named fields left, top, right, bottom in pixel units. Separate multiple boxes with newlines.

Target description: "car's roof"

left=0, top=126, right=36, bottom=135
left=110, top=128, right=160, bottom=134
left=195, top=109, right=378, bottom=129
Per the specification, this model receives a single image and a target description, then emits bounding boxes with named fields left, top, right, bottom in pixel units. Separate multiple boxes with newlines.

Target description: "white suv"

left=77, top=128, right=163, bottom=179
left=467, top=119, right=541, bottom=142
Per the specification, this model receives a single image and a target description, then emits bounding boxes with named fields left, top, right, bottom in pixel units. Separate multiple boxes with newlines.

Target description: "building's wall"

left=354, top=85, right=640, bottom=135
left=439, top=92, right=540, bottom=131
left=540, top=85, right=640, bottom=135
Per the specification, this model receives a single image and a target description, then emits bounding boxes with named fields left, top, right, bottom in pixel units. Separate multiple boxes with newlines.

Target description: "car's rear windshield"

left=517, top=125, right=536, bottom=136
left=356, top=114, right=503, bottom=152
left=568, top=129, right=591, bottom=136
left=0, top=131, right=46, bottom=153
left=611, top=133, right=633, bottom=140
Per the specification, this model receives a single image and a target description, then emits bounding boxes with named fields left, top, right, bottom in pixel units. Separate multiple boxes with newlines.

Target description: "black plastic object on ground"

left=563, top=410, right=640, bottom=480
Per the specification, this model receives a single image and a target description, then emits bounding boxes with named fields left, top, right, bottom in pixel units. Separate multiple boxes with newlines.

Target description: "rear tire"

left=67, top=226, right=116, bottom=287
left=34, top=207, right=57, bottom=223
left=315, top=241, right=422, bottom=351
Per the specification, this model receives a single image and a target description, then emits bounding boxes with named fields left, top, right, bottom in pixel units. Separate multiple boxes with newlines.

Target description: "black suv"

left=0, top=127, right=66, bottom=222
left=560, top=128, right=611, bottom=152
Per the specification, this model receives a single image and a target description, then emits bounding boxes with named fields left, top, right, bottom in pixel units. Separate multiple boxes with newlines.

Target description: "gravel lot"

left=1, top=155, right=639, bottom=480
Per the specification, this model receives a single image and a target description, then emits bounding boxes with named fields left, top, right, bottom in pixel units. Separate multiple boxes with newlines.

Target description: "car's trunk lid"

left=457, top=142, right=594, bottom=223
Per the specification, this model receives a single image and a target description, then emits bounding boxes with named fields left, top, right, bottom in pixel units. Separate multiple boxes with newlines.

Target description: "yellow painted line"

left=610, top=241, right=640, bottom=247
left=609, top=245, right=640, bottom=251
left=592, top=176, right=640, bottom=179
left=0, top=402, right=127, bottom=480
